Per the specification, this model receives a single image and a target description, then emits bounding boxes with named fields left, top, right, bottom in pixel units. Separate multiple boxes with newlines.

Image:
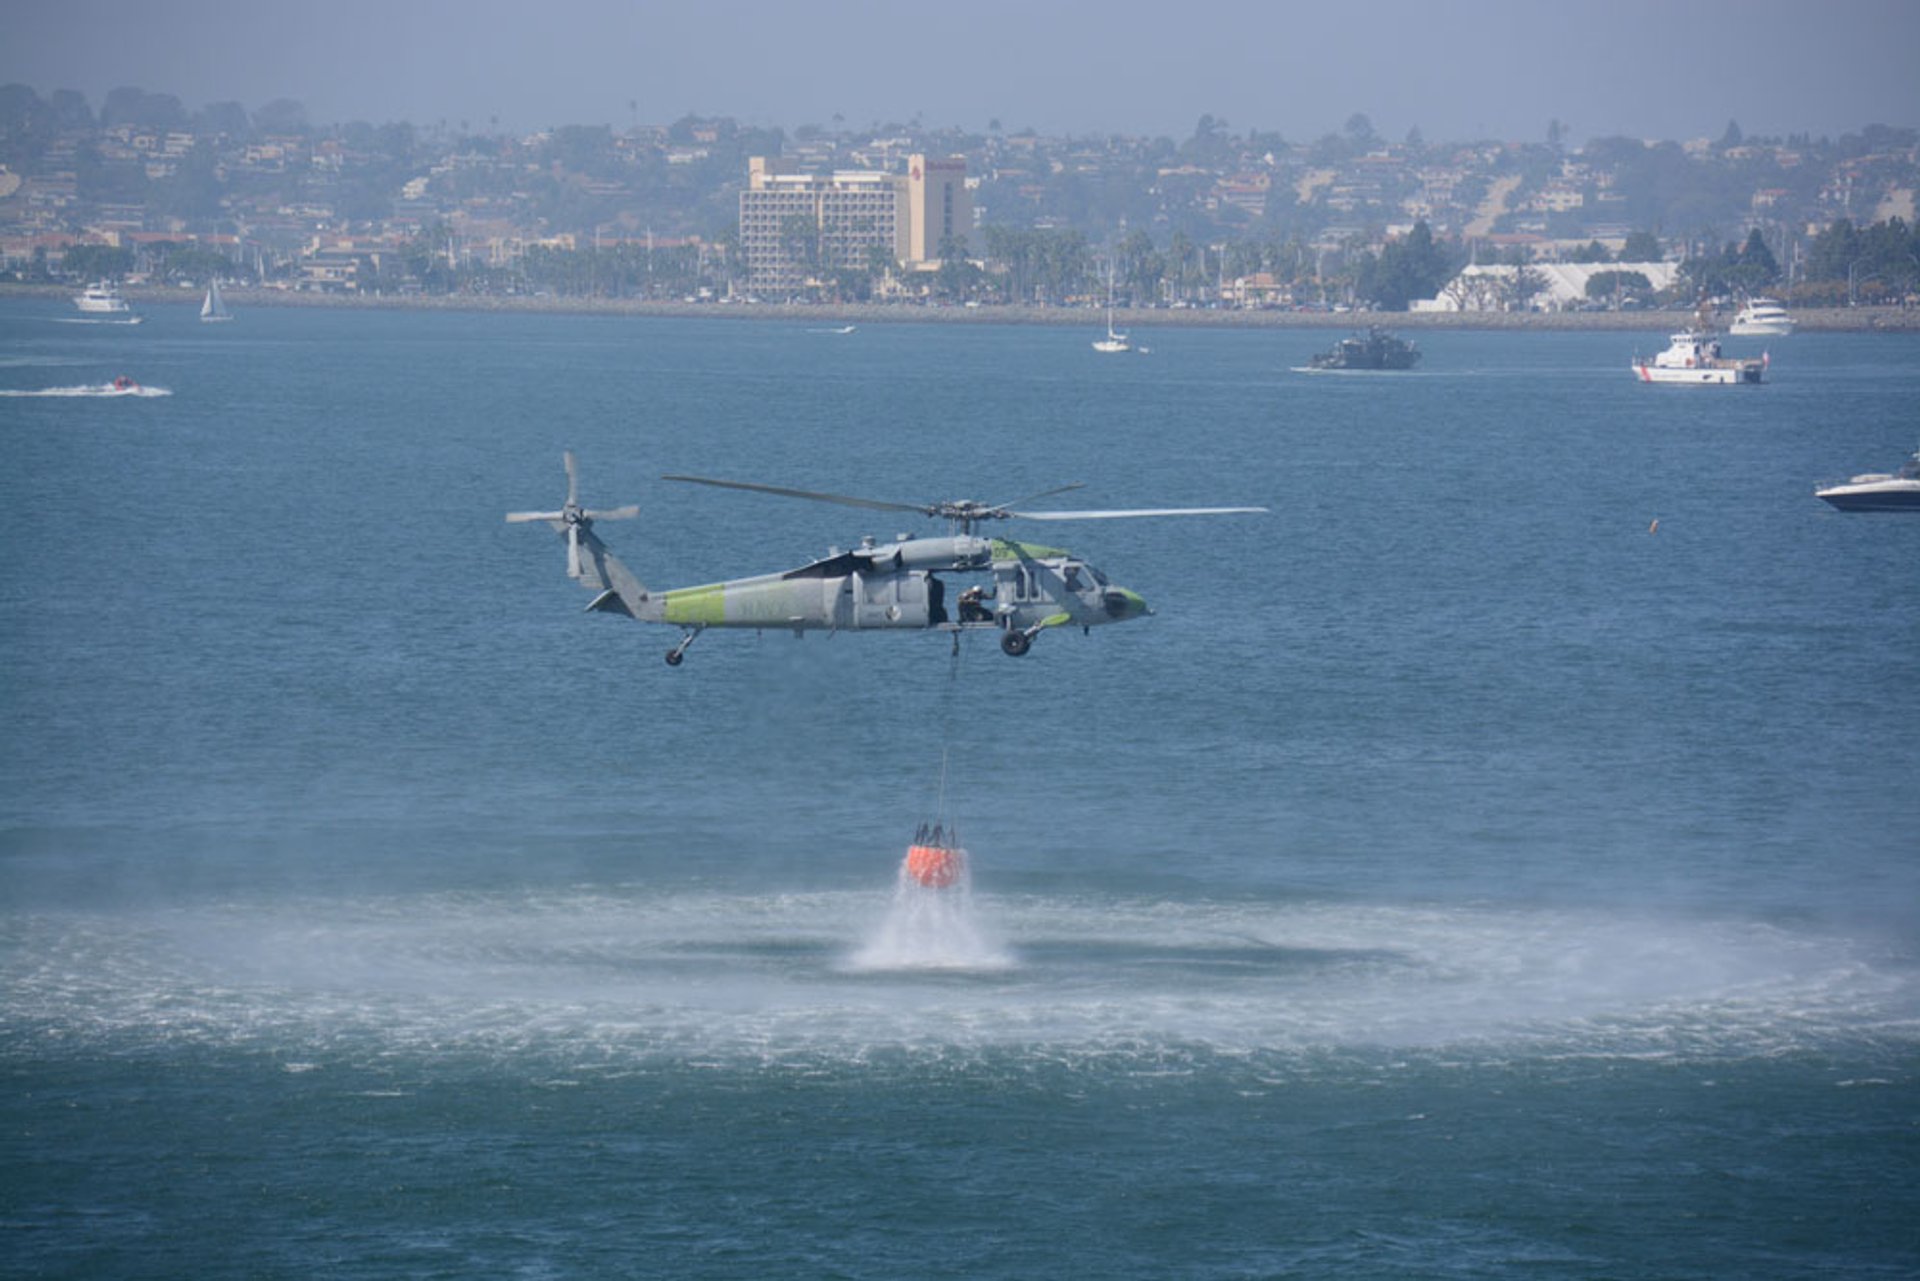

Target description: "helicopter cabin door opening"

left=955, top=580, right=995, bottom=623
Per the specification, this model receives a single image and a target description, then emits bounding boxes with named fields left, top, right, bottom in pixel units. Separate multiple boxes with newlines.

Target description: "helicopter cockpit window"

left=1062, top=562, right=1105, bottom=591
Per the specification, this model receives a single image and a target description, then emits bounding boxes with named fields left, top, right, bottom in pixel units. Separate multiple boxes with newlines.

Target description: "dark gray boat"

left=1308, top=326, right=1421, bottom=370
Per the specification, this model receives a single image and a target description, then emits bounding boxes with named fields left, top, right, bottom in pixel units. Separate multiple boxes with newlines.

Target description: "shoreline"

left=7, top=283, right=1914, bottom=333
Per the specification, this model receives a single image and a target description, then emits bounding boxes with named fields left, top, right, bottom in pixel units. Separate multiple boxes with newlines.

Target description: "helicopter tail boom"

left=571, top=523, right=649, bottom=617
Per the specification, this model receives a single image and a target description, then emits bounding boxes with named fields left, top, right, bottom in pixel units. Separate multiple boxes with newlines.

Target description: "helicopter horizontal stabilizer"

left=581, top=588, right=629, bottom=617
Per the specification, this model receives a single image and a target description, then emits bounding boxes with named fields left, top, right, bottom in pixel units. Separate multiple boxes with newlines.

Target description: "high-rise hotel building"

left=740, top=154, right=970, bottom=292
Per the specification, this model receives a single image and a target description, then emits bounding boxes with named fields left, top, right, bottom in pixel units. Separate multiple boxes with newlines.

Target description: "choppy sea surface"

left=3, top=298, right=1917, bottom=1278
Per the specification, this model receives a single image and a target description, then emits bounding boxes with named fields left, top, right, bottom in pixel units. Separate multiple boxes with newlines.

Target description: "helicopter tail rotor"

left=506, top=451, right=640, bottom=583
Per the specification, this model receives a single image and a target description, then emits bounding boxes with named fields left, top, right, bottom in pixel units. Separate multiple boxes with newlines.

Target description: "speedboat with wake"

left=1815, top=449, right=1920, bottom=511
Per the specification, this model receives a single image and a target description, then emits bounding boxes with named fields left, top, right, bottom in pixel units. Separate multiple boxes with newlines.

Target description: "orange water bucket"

left=905, top=843, right=962, bottom=888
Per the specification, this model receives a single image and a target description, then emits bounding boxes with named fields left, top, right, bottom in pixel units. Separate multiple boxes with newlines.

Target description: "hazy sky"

left=8, top=0, right=1918, bottom=145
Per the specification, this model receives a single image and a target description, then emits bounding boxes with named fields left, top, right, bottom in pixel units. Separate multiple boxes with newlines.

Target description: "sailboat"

left=1092, top=262, right=1135, bottom=353
left=200, top=278, right=233, bottom=323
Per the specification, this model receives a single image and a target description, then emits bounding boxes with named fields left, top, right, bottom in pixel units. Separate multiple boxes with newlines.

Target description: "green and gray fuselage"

left=565, top=526, right=1150, bottom=636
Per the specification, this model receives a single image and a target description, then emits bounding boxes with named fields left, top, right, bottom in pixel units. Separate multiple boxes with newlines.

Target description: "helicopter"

left=507, top=452, right=1265, bottom=666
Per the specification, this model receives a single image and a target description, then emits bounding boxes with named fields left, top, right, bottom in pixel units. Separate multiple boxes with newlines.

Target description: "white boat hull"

left=1633, top=361, right=1763, bottom=385
left=1816, top=482, right=1920, bottom=511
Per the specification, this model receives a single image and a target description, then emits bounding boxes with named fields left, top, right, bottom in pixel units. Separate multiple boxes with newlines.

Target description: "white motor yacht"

left=73, top=281, right=131, bottom=314
left=1815, top=450, right=1920, bottom=512
left=1730, top=297, right=1794, bottom=336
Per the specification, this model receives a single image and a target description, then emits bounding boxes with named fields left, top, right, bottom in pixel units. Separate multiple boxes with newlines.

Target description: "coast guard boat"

left=1815, top=449, right=1920, bottom=512
left=1632, top=329, right=1765, bottom=384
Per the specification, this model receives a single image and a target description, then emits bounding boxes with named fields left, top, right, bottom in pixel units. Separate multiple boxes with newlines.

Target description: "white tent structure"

left=1412, top=261, right=1681, bottom=312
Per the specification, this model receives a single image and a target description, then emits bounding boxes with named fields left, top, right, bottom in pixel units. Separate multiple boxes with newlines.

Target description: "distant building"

left=1224, top=271, right=1291, bottom=308
left=1412, top=260, right=1680, bottom=312
left=904, top=154, right=971, bottom=262
left=739, top=153, right=968, bottom=293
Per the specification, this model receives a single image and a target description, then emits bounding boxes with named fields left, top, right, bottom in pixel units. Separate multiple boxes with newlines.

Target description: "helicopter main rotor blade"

left=582, top=505, right=640, bottom=520
left=564, top=451, right=580, bottom=508
left=1010, top=506, right=1269, bottom=520
left=988, top=482, right=1086, bottom=511
left=505, top=509, right=565, bottom=523
left=662, top=474, right=932, bottom=517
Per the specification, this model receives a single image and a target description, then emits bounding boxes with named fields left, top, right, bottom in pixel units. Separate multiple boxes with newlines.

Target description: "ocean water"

left=2, top=298, right=1916, bottom=1278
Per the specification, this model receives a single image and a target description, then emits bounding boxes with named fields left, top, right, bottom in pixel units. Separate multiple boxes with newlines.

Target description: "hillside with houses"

left=2, top=85, right=1915, bottom=311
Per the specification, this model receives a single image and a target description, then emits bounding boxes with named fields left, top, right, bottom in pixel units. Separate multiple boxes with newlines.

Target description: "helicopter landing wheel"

left=1000, top=629, right=1032, bottom=657
left=665, top=626, right=704, bottom=667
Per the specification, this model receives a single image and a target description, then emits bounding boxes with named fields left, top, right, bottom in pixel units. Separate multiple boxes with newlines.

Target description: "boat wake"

left=0, top=355, right=89, bottom=369
left=51, top=316, right=144, bottom=326
left=1291, top=365, right=1436, bottom=376
left=0, top=382, right=171, bottom=398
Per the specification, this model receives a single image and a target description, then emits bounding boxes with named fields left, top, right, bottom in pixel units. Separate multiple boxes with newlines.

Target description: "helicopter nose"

left=1104, top=587, right=1151, bottom=619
